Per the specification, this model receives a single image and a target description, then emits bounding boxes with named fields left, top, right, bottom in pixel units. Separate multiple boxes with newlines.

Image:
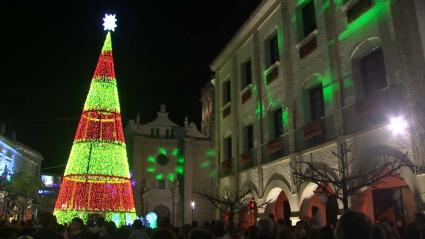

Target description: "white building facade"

left=210, top=0, right=425, bottom=228
left=125, top=105, right=216, bottom=225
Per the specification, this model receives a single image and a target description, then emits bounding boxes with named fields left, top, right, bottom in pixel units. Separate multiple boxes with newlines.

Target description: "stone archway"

left=153, top=205, right=171, bottom=227
left=350, top=145, right=417, bottom=227
left=299, top=183, right=338, bottom=227
left=264, top=188, right=292, bottom=223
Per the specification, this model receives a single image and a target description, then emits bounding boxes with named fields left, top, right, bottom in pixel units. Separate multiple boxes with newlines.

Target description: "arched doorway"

left=350, top=146, right=417, bottom=228
left=153, top=205, right=171, bottom=227
left=299, top=183, right=338, bottom=227
left=352, top=175, right=416, bottom=227
left=264, top=188, right=292, bottom=222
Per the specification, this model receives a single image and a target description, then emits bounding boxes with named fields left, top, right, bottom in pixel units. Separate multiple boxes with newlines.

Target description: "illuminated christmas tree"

left=53, top=14, right=137, bottom=226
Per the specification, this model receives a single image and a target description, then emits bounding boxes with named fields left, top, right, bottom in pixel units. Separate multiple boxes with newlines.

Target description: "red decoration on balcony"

left=267, top=138, right=283, bottom=154
left=303, top=121, right=323, bottom=139
left=241, top=89, right=252, bottom=104
left=240, top=152, right=252, bottom=164
left=299, top=36, right=317, bottom=59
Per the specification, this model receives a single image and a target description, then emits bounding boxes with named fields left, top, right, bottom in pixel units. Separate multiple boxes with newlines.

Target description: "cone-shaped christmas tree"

left=54, top=17, right=136, bottom=226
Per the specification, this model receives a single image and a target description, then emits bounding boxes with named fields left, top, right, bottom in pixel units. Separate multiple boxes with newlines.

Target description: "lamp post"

left=191, top=201, right=195, bottom=222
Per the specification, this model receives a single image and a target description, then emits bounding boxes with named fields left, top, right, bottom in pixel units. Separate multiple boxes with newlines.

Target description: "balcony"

left=222, top=106, right=231, bottom=118
left=262, top=134, right=290, bottom=164
left=295, top=114, right=336, bottom=151
left=220, top=159, right=232, bottom=177
left=239, top=148, right=258, bottom=171
left=265, top=62, right=279, bottom=85
left=343, top=84, right=404, bottom=135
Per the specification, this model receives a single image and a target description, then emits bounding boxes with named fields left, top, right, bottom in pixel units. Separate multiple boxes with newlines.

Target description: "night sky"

left=0, top=1, right=260, bottom=174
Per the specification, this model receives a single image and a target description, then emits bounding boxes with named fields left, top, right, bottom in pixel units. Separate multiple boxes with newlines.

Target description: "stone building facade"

left=210, top=0, right=425, bottom=227
left=125, top=105, right=216, bottom=225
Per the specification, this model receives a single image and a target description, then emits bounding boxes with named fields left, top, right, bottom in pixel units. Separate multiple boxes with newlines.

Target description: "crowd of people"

left=1, top=209, right=425, bottom=239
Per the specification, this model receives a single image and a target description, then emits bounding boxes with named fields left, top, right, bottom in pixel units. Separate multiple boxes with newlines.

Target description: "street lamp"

left=190, top=201, right=195, bottom=222
left=388, top=116, right=408, bottom=136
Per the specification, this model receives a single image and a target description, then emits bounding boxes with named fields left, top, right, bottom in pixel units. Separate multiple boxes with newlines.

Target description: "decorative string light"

left=54, top=25, right=136, bottom=226
left=146, top=147, right=185, bottom=182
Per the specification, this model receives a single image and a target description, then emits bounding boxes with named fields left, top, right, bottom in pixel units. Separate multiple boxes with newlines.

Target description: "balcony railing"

left=295, top=114, right=336, bottom=151
left=239, top=148, right=258, bottom=171
left=220, top=159, right=232, bottom=177
left=262, top=134, right=290, bottom=164
left=343, top=84, right=404, bottom=134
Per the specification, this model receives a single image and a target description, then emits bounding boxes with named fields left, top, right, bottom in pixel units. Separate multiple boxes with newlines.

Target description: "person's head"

left=191, top=220, right=198, bottom=228
left=294, top=220, right=307, bottom=238
left=256, top=218, right=273, bottom=238
left=226, top=220, right=237, bottom=235
left=37, top=212, right=52, bottom=228
left=161, top=217, right=171, bottom=227
left=132, top=219, right=144, bottom=230
left=179, top=224, right=192, bottom=239
left=414, top=211, right=425, bottom=226
left=104, top=221, right=117, bottom=234
left=96, top=216, right=105, bottom=227
left=151, top=228, right=177, bottom=239
left=189, top=228, right=214, bottom=239
left=319, top=225, right=334, bottom=239
left=336, top=210, right=372, bottom=239
left=201, top=221, right=211, bottom=229
left=213, top=220, right=225, bottom=237
left=70, top=217, right=84, bottom=232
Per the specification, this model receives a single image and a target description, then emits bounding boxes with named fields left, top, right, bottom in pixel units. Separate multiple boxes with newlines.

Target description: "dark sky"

left=0, top=1, right=260, bottom=174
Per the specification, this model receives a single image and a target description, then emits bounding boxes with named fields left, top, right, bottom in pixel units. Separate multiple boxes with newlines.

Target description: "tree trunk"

left=341, top=178, right=349, bottom=211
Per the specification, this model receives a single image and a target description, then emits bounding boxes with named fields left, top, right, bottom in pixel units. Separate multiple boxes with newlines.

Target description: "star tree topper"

left=103, top=14, right=117, bottom=32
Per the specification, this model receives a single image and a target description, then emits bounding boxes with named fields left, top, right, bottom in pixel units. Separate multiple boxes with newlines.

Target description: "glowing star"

left=103, top=14, right=117, bottom=31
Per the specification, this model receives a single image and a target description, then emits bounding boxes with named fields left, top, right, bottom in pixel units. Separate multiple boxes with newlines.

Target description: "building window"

left=347, top=0, right=373, bottom=23
left=243, top=125, right=254, bottom=152
left=155, top=128, right=160, bottom=138
left=224, top=137, right=232, bottom=161
left=166, top=129, right=170, bottom=138
left=267, top=34, right=279, bottom=67
left=170, top=129, right=174, bottom=138
left=222, top=80, right=231, bottom=105
left=359, top=48, right=387, bottom=96
left=241, top=59, right=252, bottom=89
left=309, top=85, right=325, bottom=121
left=150, top=128, right=155, bottom=137
left=158, top=179, right=166, bottom=189
left=299, top=0, right=317, bottom=39
left=273, top=108, right=284, bottom=138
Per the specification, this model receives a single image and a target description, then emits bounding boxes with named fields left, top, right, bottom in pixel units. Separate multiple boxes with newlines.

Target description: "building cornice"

left=209, top=0, right=279, bottom=71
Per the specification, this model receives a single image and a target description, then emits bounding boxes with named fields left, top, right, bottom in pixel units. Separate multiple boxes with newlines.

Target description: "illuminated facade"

left=125, top=105, right=216, bottom=225
left=210, top=0, right=425, bottom=227
left=0, top=133, right=43, bottom=219
left=0, top=134, right=43, bottom=180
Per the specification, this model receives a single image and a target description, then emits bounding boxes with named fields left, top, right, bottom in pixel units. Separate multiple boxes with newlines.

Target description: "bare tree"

left=194, top=188, right=268, bottom=221
left=291, top=144, right=413, bottom=210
